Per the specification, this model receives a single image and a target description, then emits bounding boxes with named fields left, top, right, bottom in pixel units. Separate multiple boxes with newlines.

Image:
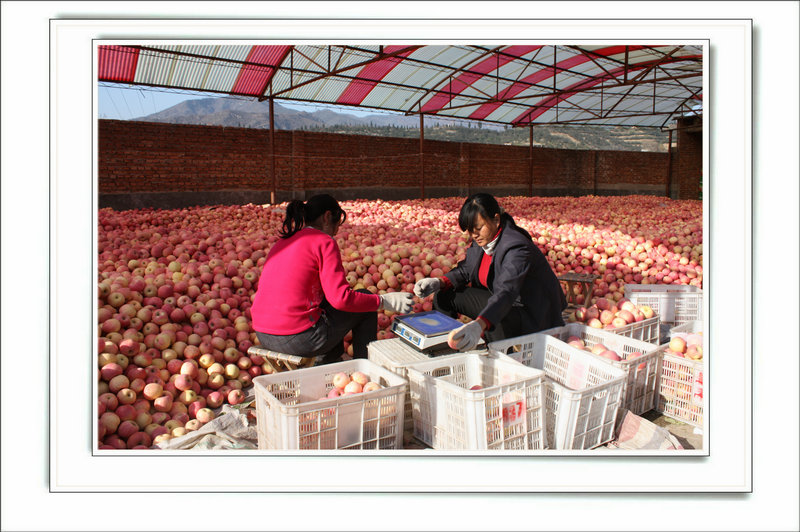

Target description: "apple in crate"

left=599, top=350, right=622, bottom=361
left=350, top=371, right=369, bottom=386
left=332, top=372, right=351, bottom=390
left=686, top=333, right=703, bottom=347
left=611, top=317, right=627, bottom=328
left=362, top=382, right=381, bottom=392
left=627, top=351, right=647, bottom=370
left=590, top=343, right=607, bottom=355
left=344, top=381, right=363, bottom=394
left=669, top=337, right=687, bottom=353
left=685, top=345, right=703, bottom=360
left=327, top=388, right=343, bottom=399
left=566, top=336, right=585, bottom=349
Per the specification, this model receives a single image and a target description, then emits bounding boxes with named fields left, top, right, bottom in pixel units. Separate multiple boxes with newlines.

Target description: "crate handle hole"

left=431, top=367, right=451, bottom=378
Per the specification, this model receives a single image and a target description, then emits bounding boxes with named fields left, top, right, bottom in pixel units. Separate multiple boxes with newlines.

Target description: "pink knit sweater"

left=250, top=227, right=381, bottom=334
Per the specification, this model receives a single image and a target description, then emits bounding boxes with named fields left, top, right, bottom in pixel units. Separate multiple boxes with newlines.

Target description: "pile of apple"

left=97, top=195, right=701, bottom=448
left=567, top=297, right=655, bottom=330
left=664, top=333, right=704, bottom=361
left=320, top=371, right=383, bottom=400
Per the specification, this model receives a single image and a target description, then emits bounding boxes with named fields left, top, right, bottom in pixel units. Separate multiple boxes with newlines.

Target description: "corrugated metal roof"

left=98, top=44, right=703, bottom=128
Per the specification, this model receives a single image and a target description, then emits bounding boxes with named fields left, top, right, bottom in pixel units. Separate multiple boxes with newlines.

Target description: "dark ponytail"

left=278, top=194, right=346, bottom=239
left=458, top=193, right=532, bottom=241
left=280, top=200, right=307, bottom=238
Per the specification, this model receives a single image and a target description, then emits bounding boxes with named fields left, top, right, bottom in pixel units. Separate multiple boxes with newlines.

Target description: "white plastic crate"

left=655, top=345, right=704, bottom=427
left=668, top=319, right=703, bottom=338
left=253, top=359, right=407, bottom=450
left=368, top=338, right=430, bottom=434
left=624, top=284, right=703, bottom=327
left=657, top=321, right=704, bottom=427
left=367, top=338, right=490, bottom=435
left=606, top=315, right=661, bottom=345
left=539, top=323, right=661, bottom=415
left=488, top=334, right=626, bottom=450
left=406, top=353, right=546, bottom=450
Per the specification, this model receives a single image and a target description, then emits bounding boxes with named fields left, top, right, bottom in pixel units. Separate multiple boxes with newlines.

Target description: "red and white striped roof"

left=98, top=44, right=703, bottom=128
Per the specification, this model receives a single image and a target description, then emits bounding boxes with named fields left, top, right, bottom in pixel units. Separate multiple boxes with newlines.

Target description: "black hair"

left=279, top=193, right=347, bottom=239
left=458, top=193, right=532, bottom=241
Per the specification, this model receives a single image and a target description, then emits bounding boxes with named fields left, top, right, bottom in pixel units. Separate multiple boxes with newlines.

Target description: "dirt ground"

left=641, top=410, right=704, bottom=450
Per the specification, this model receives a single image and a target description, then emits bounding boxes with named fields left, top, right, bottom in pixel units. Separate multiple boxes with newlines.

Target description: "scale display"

left=391, top=310, right=464, bottom=351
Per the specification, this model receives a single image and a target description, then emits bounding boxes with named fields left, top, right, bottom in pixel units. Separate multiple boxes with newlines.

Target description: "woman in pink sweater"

left=251, top=194, right=413, bottom=364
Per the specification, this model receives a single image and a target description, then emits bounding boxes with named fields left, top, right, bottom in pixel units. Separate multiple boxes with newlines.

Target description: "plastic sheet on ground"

left=155, top=395, right=259, bottom=451
left=607, top=410, right=684, bottom=450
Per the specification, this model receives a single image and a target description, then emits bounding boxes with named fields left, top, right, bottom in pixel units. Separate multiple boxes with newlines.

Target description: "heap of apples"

left=567, top=297, right=655, bottom=330
left=97, top=195, right=701, bottom=448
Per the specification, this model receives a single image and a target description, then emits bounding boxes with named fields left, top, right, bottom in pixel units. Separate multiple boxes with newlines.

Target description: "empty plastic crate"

left=368, top=338, right=430, bottom=434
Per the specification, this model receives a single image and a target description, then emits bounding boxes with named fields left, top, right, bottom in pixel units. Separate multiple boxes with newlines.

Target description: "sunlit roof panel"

left=99, top=43, right=703, bottom=127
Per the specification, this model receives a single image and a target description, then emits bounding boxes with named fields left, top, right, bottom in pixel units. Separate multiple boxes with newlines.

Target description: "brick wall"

left=675, top=116, right=703, bottom=200
left=98, top=120, right=696, bottom=209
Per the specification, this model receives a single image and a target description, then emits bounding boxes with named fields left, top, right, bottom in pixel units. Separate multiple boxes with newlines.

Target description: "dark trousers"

left=433, top=286, right=526, bottom=343
left=255, top=290, right=377, bottom=365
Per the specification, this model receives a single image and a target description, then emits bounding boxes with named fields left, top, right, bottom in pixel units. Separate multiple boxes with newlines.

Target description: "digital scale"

left=391, top=310, right=478, bottom=353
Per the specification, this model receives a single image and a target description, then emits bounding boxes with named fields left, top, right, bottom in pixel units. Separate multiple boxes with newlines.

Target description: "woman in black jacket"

left=414, top=193, right=566, bottom=351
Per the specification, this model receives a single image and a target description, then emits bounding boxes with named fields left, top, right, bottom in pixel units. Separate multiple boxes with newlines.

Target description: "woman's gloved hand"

left=413, top=277, right=441, bottom=298
left=379, top=292, right=414, bottom=314
left=448, top=320, right=484, bottom=352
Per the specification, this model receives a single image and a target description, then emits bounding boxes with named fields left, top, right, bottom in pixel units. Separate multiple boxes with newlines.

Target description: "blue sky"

left=98, top=83, right=378, bottom=120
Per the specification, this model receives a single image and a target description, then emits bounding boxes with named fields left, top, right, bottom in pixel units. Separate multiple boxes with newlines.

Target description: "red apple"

left=227, top=389, right=246, bottom=405
left=332, top=372, right=350, bottom=390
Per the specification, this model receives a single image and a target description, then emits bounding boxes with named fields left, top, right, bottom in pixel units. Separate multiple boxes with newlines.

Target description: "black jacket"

left=443, top=219, right=567, bottom=333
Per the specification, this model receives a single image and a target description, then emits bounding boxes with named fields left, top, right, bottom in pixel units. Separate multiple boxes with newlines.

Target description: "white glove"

left=379, top=292, right=414, bottom=314
left=413, top=277, right=441, bottom=298
left=449, top=320, right=484, bottom=352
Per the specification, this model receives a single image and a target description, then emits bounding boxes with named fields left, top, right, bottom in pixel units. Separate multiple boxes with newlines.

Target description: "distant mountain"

left=132, top=98, right=478, bottom=130
left=130, top=97, right=669, bottom=152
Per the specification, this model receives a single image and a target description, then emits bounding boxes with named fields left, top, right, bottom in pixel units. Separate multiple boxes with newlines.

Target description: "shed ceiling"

left=98, top=44, right=703, bottom=129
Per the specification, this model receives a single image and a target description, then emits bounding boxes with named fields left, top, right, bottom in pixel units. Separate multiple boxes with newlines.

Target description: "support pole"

left=419, top=112, right=425, bottom=199
left=666, top=129, right=673, bottom=198
left=528, top=125, right=534, bottom=196
left=269, top=97, right=276, bottom=204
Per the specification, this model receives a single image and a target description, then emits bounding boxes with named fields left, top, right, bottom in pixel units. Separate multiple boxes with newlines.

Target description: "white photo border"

left=57, top=17, right=741, bottom=492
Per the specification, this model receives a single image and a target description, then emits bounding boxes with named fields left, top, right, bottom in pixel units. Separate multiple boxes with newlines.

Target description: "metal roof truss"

left=98, top=43, right=703, bottom=129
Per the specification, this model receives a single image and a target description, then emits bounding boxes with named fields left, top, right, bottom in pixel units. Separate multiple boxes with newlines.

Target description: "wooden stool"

left=247, top=346, right=323, bottom=373
left=557, top=272, right=600, bottom=309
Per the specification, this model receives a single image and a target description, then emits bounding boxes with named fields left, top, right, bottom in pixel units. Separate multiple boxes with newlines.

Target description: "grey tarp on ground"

left=155, top=389, right=258, bottom=450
